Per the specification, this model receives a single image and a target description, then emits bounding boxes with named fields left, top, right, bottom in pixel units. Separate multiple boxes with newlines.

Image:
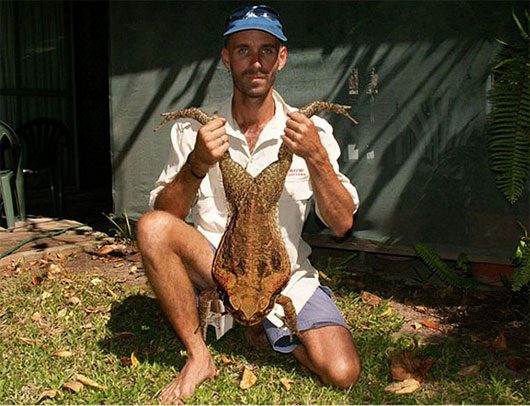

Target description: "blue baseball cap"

left=223, top=5, right=287, bottom=42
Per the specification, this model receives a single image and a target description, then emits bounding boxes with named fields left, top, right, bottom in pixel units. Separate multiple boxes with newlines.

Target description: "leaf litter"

left=239, top=366, right=257, bottom=389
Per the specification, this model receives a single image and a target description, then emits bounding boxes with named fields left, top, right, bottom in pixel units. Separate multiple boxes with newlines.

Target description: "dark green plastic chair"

left=16, top=118, right=70, bottom=217
left=0, top=121, right=26, bottom=228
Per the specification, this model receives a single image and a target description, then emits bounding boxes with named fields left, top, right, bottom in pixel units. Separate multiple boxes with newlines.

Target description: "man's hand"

left=282, top=111, right=325, bottom=161
left=189, top=117, right=230, bottom=177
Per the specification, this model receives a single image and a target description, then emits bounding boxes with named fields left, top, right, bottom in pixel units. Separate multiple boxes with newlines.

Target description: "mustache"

left=242, top=69, right=267, bottom=76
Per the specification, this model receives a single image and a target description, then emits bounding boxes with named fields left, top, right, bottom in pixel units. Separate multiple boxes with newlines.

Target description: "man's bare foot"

left=158, top=349, right=217, bottom=404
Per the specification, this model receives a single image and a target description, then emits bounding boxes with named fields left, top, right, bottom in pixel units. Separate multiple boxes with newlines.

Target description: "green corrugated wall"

left=109, top=1, right=529, bottom=258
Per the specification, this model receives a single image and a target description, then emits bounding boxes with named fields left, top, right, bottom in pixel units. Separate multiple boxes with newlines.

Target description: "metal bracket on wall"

left=366, top=67, right=379, bottom=124
left=348, top=67, right=359, bottom=95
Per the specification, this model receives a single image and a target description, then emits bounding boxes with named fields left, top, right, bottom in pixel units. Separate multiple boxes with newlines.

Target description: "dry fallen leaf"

left=420, top=319, right=442, bottom=330
left=85, top=305, right=111, bottom=314
left=106, top=286, right=119, bottom=299
left=17, top=337, right=37, bottom=345
left=505, top=356, right=529, bottom=372
left=219, top=354, right=237, bottom=366
left=62, top=381, right=84, bottom=393
left=411, top=322, right=422, bottom=330
left=57, top=308, right=68, bottom=318
left=491, top=333, right=508, bottom=350
left=75, top=373, right=107, bottom=390
left=47, top=263, right=62, bottom=274
left=41, top=291, right=52, bottom=300
left=67, top=296, right=81, bottom=305
left=458, top=364, right=481, bottom=377
left=415, top=305, right=427, bottom=313
left=361, top=291, right=382, bottom=306
left=31, top=274, right=44, bottom=286
left=96, top=244, right=127, bottom=257
left=239, top=366, right=257, bottom=389
left=389, top=352, right=434, bottom=383
left=31, top=312, right=42, bottom=322
left=36, top=389, right=62, bottom=402
left=96, top=245, right=117, bottom=256
left=280, top=377, right=294, bottom=390
left=130, top=351, right=140, bottom=367
left=90, top=277, right=103, bottom=286
left=53, top=350, right=73, bottom=358
left=384, top=378, right=421, bottom=394
left=120, top=357, right=132, bottom=367
left=129, top=265, right=138, bottom=274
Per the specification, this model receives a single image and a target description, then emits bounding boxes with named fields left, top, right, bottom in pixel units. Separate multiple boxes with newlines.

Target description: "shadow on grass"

left=99, top=294, right=302, bottom=374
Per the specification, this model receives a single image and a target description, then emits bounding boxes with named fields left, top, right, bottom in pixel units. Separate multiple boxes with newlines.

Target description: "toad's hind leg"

left=197, top=289, right=221, bottom=341
left=276, top=294, right=299, bottom=341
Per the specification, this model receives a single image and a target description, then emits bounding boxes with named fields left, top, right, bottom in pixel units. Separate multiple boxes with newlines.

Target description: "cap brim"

left=223, top=20, right=287, bottom=42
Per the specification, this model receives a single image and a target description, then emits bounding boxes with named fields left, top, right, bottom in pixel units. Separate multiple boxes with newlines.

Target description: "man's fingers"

left=206, top=133, right=228, bottom=149
left=287, top=111, right=311, bottom=125
left=215, top=138, right=230, bottom=153
left=283, top=127, right=301, bottom=143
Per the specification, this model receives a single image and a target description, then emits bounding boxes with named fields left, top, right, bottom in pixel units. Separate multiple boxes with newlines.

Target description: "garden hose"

left=0, top=223, right=88, bottom=260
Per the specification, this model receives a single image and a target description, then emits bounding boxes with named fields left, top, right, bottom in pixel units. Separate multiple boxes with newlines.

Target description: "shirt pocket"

left=282, top=158, right=312, bottom=201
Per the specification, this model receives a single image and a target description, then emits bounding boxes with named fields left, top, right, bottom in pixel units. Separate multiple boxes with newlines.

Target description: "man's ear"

left=278, top=45, right=288, bottom=71
left=221, top=47, right=230, bottom=69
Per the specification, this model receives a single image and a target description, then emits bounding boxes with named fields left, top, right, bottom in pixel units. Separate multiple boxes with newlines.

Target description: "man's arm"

left=154, top=117, right=229, bottom=219
left=283, top=111, right=355, bottom=237
left=154, top=151, right=208, bottom=219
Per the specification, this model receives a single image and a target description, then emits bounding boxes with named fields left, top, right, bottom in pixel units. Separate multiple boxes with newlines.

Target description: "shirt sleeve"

left=148, top=121, right=199, bottom=209
left=310, top=116, right=360, bottom=225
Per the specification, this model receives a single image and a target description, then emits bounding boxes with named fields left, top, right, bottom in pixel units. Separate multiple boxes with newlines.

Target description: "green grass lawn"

left=0, top=254, right=528, bottom=404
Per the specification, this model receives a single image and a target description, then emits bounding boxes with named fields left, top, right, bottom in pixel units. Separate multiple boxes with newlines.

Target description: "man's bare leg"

left=292, top=326, right=361, bottom=388
left=136, top=210, right=217, bottom=403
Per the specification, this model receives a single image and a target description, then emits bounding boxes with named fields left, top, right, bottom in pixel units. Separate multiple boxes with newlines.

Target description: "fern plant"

left=487, top=9, right=530, bottom=204
left=510, top=222, right=530, bottom=291
left=414, top=243, right=478, bottom=292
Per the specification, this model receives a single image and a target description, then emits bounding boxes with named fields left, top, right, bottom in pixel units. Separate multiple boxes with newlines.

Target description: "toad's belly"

left=212, top=207, right=291, bottom=317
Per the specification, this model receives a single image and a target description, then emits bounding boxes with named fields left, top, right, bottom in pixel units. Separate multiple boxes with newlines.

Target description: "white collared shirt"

left=149, top=90, right=359, bottom=329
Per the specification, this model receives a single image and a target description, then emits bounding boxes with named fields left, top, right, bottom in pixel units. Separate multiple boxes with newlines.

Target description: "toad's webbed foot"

left=298, top=101, right=359, bottom=124
left=197, top=289, right=221, bottom=341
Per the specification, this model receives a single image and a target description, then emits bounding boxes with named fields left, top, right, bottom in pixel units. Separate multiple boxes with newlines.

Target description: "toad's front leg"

left=276, top=294, right=299, bottom=340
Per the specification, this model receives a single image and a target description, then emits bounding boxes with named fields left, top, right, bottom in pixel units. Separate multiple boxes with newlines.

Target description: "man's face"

left=222, top=30, right=287, bottom=99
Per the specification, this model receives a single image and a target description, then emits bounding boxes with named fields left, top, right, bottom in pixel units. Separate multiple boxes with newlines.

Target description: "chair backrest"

left=16, top=118, right=70, bottom=171
left=0, top=120, right=26, bottom=223
left=0, top=121, right=23, bottom=172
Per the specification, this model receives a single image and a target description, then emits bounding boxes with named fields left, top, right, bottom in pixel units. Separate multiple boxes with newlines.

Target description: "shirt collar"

left=220, top=89, right=291, bottom=144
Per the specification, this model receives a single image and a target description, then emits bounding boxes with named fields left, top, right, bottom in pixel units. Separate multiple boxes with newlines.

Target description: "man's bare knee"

left=137, top=210, right=214, bottom=289
left=320, top=356, right=361, bottom=388
left=137, top=210, right=181, bottom=253
left=297, top=327, right=361, bottom=388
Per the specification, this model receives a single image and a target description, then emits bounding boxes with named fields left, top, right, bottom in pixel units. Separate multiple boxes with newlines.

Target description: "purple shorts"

left=261, top=285, right=350, bottom=353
